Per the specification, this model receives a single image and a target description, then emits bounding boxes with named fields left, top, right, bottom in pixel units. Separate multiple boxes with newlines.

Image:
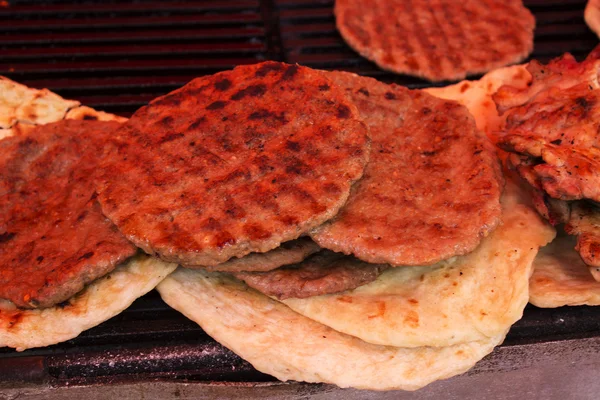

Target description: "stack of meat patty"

left=494, top=47, right=600, bottom=282
left=95, top=62, right=502, bottom=300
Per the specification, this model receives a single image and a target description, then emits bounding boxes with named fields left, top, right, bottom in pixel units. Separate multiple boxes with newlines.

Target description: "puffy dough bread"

left=530, top=233, right=600, bottom=307
left=0, top=76, right=79, bottom=138
left=0, top=255, right=177, bottom=351
left=157, top=268, right=506, bottom=391
left=281, top=177, right=555, bottom=348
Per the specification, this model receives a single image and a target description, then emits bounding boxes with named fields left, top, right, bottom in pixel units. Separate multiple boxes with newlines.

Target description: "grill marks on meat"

left=0, top=120, right=137, bottom=308
left=232, top=251, right=389, bottom=299
left=96, top=62, right=370, bottom=267
left=204, top=238, right=321, bottom=273
left=335, top=0, right=534, bottom=82
left=310, top=72, right=503, bottom=266
left=495, top=47, right=600, bottom=277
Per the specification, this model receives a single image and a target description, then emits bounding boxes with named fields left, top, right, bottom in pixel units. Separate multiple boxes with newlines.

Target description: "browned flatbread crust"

left=204, top=238, right=320, bottom=273
left=97, top=62, right=370, bottom=267
left=0, top=120, right=137, bottom=308
left=311, top=71, right=502, bottom=266
left=232, top=251, right=388, bottom=299
left=335, top=0, right=535, bottom=82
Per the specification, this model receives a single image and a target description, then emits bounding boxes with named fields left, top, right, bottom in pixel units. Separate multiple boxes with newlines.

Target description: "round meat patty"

left=96, top=62, right=370, bottom=267
left=232, top=251, right=389, bottom=299
left=204, top=237, right=321, bottom=273
left=335, top=0, right=535, bottom=82
left=310, top=72, right=503, bottom=266
left=0, top=120, right=137, bottom=309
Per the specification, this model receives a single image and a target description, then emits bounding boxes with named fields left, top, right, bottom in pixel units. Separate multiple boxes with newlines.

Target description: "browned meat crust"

left=97, top=62, right=370, bottom=267
left=232, top=251, right=388, bottom=299
left=0, top=120, right=137, bottom=309
left=203, top=238, right=321, bottom=273
left=310, top=72, right=503, bottom=266
left=565, top=201, right=600, bottom=270
left=495, top=46, right=600, bottom=274
left=335, top=0, right=535, bottom=82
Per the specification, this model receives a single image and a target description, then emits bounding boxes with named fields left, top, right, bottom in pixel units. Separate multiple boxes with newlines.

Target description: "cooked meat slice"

left=0, top=120, right=137, bottom=309
left=96, top=62, right=370, bottom=267
left=494, top=48, right=600, bottom=114
left=496, top=48, right=600, bottom=202
left=335, top=0, right=534, bottom=82
left=565, top=201, right=600, bottom=274
left=530, top=188, right=571, bottom=226
left=232, top=251, right=388, bottom=299
left=310, top=72, right=502, bottom=266
left=203, top=238, right=321, bottom=273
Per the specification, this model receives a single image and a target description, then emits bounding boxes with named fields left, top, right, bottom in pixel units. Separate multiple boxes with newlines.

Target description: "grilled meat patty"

left=311, top=71, right=503, bottom=266
left=0, top=120, right=137, bottom=309
left=204, top=238, right=321, bottom=273
left=335, top=0, right=534, bottom=82
left=232, top=250, right=388, bottom=299
left=96, top=62, right=370, bottom=267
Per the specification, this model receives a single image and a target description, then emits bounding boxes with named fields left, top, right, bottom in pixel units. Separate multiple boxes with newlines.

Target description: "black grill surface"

left=1, top=0, right=600, bottom=393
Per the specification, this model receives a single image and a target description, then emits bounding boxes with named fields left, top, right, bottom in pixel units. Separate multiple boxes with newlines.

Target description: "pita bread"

left=0, top=76, right=124, bottom=140
left=281, top=177, right=555, bottom=348
left=530, top=233, right=600, bottom=308
left=0, top=76, right=79, bottom=131
left=585, top=0, right=600, bottom=38
left=157, top=268, right=506, bottom=391
left=0, top=255, right=177, bottom=352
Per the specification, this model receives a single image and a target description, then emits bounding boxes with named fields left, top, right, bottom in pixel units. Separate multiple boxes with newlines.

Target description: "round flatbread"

left=530, top=233, right=600, bottom=308
left=335, top=0, right=535, bottom=82
left=97, top=62, right=370, bottom=267
left=0, top=255, right=177, bottom=352
left=311, top=72, right=502, bottom=266
left=0, top=120, right=137, bottom=308
left=284, top=178, right=555, bottom=348
left=157, top=267, right=506, bottom=391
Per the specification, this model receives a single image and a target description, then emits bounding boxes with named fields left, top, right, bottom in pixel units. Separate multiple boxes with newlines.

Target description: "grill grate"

left=1, top=0, right=600, bottom=393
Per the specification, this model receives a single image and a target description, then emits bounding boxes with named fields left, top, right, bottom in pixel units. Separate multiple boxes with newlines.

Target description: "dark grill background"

left=1, top=0, right=600, bottom=392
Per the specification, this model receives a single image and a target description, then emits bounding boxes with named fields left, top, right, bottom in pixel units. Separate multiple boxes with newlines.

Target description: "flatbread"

left=335, top=0, right=535, bottom=82
left=0, top=76, right=124, bottom=140
left=282, top=177, right=555, bottom=348
left=157, top=267, right=506, bottom=391
left=0, top=255, right=177, bottom=351
left=529, top=233, right=600, bottom=307
left=0, top=76, right=79, bottom=131
left=96, top=62, right=370, bottom=267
